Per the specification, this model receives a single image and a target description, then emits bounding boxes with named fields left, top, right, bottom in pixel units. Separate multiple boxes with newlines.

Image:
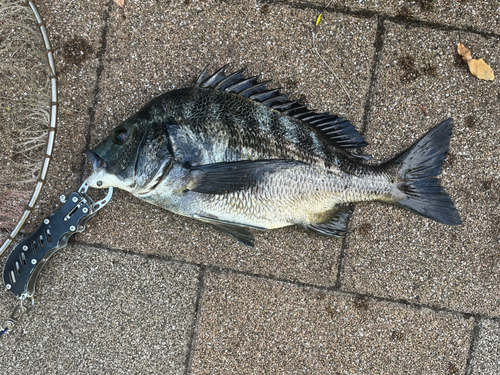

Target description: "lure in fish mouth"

left=85, top=66, right=461, bottom=247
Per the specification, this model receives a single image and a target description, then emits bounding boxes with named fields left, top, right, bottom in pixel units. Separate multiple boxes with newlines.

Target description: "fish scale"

left=166, top=87, right=337, bottom=166
left=85, top=67, right=461, bottom=247
left=192, top=164, right=391, bottom=229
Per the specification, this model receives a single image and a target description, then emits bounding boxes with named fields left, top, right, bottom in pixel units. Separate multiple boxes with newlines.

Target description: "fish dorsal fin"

left=195, top=66, right=368, bottom=149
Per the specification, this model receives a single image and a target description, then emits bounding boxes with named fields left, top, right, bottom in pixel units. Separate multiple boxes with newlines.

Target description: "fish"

left=85, top=66, right=461, bottom=247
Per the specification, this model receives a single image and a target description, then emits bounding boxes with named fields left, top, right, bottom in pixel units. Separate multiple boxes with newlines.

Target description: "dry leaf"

left=457, top=43, right=472, bottom=62
left=468, top=58, right=495, bottom=81
left=457, top=43, right=495, bottom=81
left=113, top=0, right=125, bottom=9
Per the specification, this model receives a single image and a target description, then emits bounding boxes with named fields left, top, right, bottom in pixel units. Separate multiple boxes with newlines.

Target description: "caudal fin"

left=387, top=119, right=461, bottom=225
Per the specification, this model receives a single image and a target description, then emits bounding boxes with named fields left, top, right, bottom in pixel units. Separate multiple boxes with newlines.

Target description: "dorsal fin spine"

left=239, top=80, right=271, bottom=97
left=194, top=67, right=368, bottom=150
left=271, top=101, right=298, bottom=110
left=261, top=94, right=288, bottom=106
left=214, top=68, right=246, bottom=90
left=200, top=65, right=229, bottom=88
left=225, top=76, right=259, bottom=93
left=249, top=89, right=280, bottom=101
left=194, top=65, right=209, bottom=87
left=281, top=105, right=307, bottom=115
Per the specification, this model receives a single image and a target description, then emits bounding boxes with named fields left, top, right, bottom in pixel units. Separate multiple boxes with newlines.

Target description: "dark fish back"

left=142, top=67, right=368, bottom=168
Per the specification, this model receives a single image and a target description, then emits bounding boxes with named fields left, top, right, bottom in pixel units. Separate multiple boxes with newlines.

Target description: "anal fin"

left=304, top=206, right=352, bottom=237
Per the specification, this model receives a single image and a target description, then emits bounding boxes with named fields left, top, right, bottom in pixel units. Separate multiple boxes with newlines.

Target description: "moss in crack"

left=416, top=0, right=434, bottom=11
left=464, top=115, right=476, bottom=128
left=398, top=54, right=437, bottom=82
left=62, top=37, right=93, bottom=66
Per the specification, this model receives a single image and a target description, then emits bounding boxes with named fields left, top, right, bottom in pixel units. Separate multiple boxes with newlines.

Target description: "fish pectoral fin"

left=304, top=206, right=353, bottom=237
left=193, top=215, right=267, bottom=248
left=188, top=160, right=302, bottom=195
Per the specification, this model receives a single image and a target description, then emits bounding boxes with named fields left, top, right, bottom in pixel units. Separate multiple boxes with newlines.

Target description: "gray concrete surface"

left=469, top=319, right=500, bottom=375
left=190, top=271, right=472, bottom=374
left=343, top=22, right=500, bottom=316
left=1, top=0, right=499, bottom=374
left=292, top=0, right=500, bottom=34
left=0, top=244, right=200, bottom=374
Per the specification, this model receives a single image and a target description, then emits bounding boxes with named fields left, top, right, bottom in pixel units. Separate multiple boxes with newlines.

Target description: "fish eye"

left=112, top=129, right=128, bottom=145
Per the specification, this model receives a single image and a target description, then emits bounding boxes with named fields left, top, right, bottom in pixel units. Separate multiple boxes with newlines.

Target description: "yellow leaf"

left=457, top=42, right=495, bottom=81
left=113, top=0, right=125, bottom=9
left=457, top=43, right=472, bottom=62
left=316, top=14, right=322, bottom=26
left=467, top=58, right=495, bottom=81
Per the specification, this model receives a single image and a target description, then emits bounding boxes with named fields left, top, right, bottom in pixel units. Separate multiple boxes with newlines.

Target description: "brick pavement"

left=1, top=1, right=499, bottom=373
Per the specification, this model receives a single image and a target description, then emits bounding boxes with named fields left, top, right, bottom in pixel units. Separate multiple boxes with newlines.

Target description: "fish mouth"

left=84, top=150, right=107, bottom=171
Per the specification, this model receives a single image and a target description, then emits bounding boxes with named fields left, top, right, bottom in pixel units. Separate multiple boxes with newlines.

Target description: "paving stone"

left=0, top=244, right=200, bottom=374
left=190, top=271, right=473, bottom=374
left=80, top=0, right=377, bottom=286
left=291, top=0, right=500, bottom=35
left=3, top=1, right=498, bottom=373
left=342, top=22, right=500, bottom=316
left=470, top=319, right=500, bottom=375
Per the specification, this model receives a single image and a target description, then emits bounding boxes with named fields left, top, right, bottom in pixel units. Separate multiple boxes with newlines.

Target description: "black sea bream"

left=85, top=67, right=461, bottom=246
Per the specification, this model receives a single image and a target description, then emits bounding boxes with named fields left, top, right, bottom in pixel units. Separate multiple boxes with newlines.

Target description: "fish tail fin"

left=385, top=119, right=461, bottom=225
